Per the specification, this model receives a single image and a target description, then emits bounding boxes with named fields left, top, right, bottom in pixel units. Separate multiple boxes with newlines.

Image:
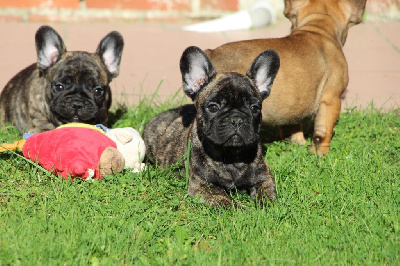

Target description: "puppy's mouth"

left=57, top=113, right=92, bottom=124
left=71, top=115, right=80, bottom=122
left=223, top=134, right=245, bottom=147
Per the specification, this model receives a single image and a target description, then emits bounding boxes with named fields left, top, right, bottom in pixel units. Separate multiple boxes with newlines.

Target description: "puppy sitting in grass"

left=143, top=46, right=280, bottom=208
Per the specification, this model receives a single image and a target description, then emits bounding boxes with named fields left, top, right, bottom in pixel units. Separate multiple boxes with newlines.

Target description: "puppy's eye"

left=53, top=83, right=64, bottom=92
left=251, top=105, right=260, bottom=114
left=94, top=87, right=104, bottom=97
left=207, top=103, right=220, bottom=113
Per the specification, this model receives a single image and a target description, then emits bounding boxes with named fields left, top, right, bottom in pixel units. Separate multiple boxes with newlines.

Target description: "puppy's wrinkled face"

left=47, top=53, right=111, bottom=124
left=34, top=25, right=123, bottom=127
left=180, top=45, right=280, bottom=153
left=196, top=74, right=262, bottom=149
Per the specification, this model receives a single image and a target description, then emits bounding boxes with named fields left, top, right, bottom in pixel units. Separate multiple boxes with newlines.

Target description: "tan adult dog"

left=204, top=0, right=366, bottom=156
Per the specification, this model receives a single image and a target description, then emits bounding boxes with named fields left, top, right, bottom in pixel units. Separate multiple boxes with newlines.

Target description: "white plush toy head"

left=105, top=127, right=146, bottom=171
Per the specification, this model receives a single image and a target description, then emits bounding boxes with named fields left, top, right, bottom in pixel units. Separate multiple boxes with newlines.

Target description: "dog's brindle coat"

left=144, top=46, right=280, bottom=208
left=204, top=0, right=367, bottom=156
left=0, top=25, right=124, bottom=133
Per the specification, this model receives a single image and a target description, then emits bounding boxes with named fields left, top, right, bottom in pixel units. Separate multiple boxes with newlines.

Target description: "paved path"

left=0, top=19, right=398, bottom=110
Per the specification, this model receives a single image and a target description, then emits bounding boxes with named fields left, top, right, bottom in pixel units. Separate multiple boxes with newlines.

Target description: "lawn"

left=0, top=95, right=399, bottom=265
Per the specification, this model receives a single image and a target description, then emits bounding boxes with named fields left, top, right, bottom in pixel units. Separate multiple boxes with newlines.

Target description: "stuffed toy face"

left=105, top=127, right=146, bottom=170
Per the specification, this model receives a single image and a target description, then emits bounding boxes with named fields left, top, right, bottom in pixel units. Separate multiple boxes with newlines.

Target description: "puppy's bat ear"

left=35, top=25, right=66, bottom=71
left=180, top=46, right=216, bottom=100
left=96, top=31, right=124, bottom=79
left=247, top=49, right=280, bottom=100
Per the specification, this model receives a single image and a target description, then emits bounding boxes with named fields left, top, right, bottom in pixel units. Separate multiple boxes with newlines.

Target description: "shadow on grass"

left=259, top=117, right=315, bottom=151
left=108, top=103, right=129, bottom=127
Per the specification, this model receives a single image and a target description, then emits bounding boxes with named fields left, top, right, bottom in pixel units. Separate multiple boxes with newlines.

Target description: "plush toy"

left=0, top=123, right=146, bottom=180
left=105, top=127, right=146, bottom=172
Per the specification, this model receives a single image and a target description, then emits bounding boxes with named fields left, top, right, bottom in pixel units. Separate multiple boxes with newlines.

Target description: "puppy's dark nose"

left=72, top=102, right=84, bottom=110
left=231, top=117, right=243, bottom=129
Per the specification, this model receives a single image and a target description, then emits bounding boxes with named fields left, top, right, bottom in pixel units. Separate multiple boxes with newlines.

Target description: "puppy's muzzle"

left=72, top=101, right=85, bottom=110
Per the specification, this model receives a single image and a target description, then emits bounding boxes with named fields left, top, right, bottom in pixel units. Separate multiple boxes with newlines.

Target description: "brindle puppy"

left=143, top=46, right=280, bottom=208
left=0, top=25, right=124, bottom=133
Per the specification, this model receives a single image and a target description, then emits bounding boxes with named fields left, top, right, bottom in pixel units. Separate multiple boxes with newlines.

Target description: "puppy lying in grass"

left=143, top=46, right=280, bottom=208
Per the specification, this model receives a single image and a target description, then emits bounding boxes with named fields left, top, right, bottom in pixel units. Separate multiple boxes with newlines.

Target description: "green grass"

left=0, top=97, right=399, bottom=265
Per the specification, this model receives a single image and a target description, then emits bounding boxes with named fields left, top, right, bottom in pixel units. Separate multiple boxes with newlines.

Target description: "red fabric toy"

left=22, top=126, right=122, bottom=179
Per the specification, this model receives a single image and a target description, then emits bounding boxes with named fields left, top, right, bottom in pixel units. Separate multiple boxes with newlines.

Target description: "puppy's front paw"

left=309, top=137, right=330, bottom=156
left=207, top=193, right=236, bottom=209
left=251, top=178, right=277, bottom=207
left=279, top=124, right=306, bottom=146
left=285, top=133, right=307, bottom=146
left=188, top=179, right=236, bottom=209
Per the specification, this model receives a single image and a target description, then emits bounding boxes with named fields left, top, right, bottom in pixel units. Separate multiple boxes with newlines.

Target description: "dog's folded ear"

left=180, top=46, right=216, bottom=100
left=35, top=25, right=67, bottom=71
left=246, top=49, right=280, bottom=100
left=283, top=0, right=308, bottom=29
left=339, top=0, right=367, bottom=25
left=96, top=31, right=124, bottom=79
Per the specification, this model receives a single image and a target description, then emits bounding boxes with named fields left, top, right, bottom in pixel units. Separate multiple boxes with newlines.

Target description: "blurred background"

left=0, top=0, right=399, bottom=21
left=0, top=0, right=399, bottom=109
